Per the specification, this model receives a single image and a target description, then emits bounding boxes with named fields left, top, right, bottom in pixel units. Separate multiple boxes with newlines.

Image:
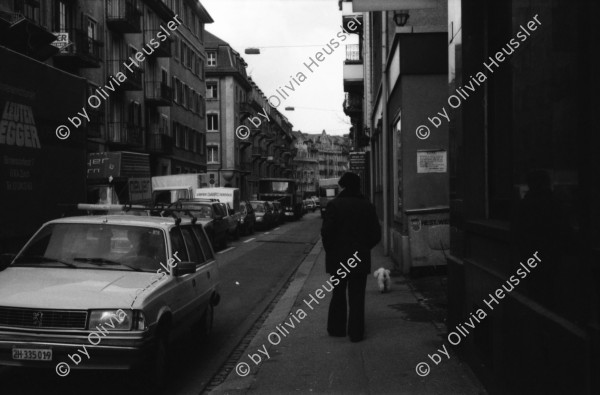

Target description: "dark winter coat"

left=321, top=189, right=381, bottom=275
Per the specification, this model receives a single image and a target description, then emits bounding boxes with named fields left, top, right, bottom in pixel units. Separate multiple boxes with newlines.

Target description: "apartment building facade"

left=0, top=0, right=212, bottom=175
left=205, top=31, right=296, bottom=199
left=290, top=131, right=318, bottom=197
left=298, top=130, right=350, bottom=180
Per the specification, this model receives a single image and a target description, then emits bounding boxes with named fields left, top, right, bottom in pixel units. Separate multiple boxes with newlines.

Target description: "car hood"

left=0, top=267, right=166, bottom=309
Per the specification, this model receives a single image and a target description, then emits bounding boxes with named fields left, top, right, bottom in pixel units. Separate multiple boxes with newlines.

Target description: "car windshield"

left=251, top=202, right=265, bottom=212
left=13, top=223, right=167, bottom=272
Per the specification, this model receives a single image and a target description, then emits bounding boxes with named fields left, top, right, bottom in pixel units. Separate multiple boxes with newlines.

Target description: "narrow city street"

left=0, top=213, right=322, bottom=395
left=0, top=0, right=595, bottom=393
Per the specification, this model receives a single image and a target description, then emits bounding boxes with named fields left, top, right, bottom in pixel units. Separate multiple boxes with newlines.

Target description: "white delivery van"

left=194, top=187, right=240, bottom=212
left=195, top=187, right=241, bottom=238
left=152, top=174, right=209, bottom=204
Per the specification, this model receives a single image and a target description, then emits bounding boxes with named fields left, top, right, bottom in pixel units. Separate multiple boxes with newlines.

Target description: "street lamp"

left=244, top=48, right=260, bottom=54
left=393, top=10, right=410, bottom=27
left=284, top=106, right=295, bottom=111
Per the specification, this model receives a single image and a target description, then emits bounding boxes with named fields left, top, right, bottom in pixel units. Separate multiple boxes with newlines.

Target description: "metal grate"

left=0, top=307, right=88, bottom=329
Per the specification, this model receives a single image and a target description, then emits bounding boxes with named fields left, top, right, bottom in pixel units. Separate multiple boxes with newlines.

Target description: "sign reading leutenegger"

left=55, top=14, right=183, bottom=140
left=234, top=251, right=362, bottom=377
left=414, top=251, right=543, bottom=377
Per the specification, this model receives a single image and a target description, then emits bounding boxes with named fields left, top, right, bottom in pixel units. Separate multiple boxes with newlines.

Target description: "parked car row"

left=0, top=191, right=322, bottom=386
left=0, top=192, right=317, bottom=388
left=167, top=199, right=257, bottom=251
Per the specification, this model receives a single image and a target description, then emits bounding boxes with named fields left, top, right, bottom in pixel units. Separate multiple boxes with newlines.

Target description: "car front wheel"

left=139, top=326, right=169, bottom=392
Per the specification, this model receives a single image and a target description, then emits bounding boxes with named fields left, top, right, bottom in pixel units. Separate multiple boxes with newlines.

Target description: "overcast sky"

left=202, top=0, right=358, bottom=136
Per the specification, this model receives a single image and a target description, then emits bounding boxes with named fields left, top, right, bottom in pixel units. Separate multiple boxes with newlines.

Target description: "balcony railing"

left=0, top=7, right=59, bottom=61
left=145, top=81, right=172, bottom=106
left=107, top=60, right=143, bottom=90
left=147, top=133, right=173, bottom=154
left=107, top=122, right=143, bottom=147
left=345, top=44, right=361, bottom=64
left=106, top=0, right=141, bottom=33
left=144, top=29, right=172, bottom=57
left=53, top=28, right=102, bottom=68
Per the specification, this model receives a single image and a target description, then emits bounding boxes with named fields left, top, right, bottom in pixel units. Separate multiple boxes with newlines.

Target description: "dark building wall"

left=447, top=0, right=597, bottom=393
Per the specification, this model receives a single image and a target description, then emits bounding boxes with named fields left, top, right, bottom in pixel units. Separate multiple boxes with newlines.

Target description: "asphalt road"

left=0, top=211, right=322, bottom=395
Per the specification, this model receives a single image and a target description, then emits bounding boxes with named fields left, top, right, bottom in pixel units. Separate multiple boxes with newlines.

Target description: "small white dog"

left=373, top=268, right=391, bottom=293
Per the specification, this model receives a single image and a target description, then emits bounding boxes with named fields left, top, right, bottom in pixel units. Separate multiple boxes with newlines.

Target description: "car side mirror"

left=173, top=261, right=195, bottom=276
left=0, top=253, right=15, bottom=271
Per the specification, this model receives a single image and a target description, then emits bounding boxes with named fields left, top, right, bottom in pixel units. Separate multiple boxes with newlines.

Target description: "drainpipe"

left=381, top=11, right=389, bottom=254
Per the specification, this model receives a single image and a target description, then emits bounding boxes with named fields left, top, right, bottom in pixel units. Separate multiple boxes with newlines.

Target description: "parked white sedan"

left=0, top=214, right=220, bottom=387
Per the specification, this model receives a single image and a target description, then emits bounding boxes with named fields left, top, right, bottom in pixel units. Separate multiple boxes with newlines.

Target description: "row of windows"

left=172, top=76, right=205, bottom=115
left=173, top=121, right=206, bottom=154
left=174, top=36, right=204, bottom=78
left=173, top=0, right=205, bottom=40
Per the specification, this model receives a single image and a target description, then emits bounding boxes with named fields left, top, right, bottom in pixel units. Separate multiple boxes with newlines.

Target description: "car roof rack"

left=77, top=203, right=148, bottom=211
left=178, top=198, right=220, bottom=202
left=74, top=203, right=202, bottom=225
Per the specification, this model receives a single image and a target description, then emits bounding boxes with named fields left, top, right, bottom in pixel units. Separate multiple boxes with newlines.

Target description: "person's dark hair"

left=338, top=172, right=361, bottom=192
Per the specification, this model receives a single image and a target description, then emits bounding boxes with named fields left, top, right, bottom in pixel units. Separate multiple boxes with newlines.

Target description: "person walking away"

left=321, top=172, right=381, bottom=342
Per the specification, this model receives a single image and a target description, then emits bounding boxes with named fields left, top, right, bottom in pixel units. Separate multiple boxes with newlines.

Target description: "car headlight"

left=256, top=217, right=263, bottom=221
left=89, top=309, right=133, bottom=331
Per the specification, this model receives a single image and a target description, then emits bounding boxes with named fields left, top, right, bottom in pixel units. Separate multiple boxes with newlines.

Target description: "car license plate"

left=12, top=348, right=52, bottom=361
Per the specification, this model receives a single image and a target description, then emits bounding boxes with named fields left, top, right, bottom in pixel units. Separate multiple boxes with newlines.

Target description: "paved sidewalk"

left=210, top=242, right=486, bottom=395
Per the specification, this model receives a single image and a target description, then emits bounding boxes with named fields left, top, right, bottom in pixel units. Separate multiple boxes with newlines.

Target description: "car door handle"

left=207, top=271, right=211, bottom=279
left=192, top=279, right=196, bottom=287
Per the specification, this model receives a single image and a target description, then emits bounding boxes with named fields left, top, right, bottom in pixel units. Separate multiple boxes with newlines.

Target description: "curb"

left=209, top=240, right=323, bottom=394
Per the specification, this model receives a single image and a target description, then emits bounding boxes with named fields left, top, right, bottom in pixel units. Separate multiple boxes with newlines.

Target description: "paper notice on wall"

left=417, top=150, right=447, bottom=173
